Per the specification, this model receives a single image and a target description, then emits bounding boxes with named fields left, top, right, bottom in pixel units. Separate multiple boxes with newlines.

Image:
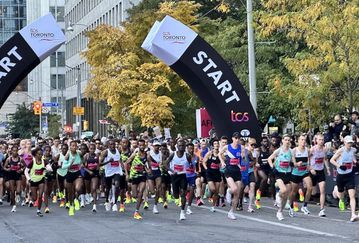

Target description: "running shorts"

left=206, top=170, right=222, bottom=183
left=274, top=171, right=291, bottom=185
left=336, top=173, right=355, bottom=192
left=291, top=173, right=310, bottom=184
left=310, top=170, right=326, bottom=186
left=65, top=171, right=82, bottom=183
left=224, top=169, right=241, bottom=182
left=171, top=173, right=187, bottom=196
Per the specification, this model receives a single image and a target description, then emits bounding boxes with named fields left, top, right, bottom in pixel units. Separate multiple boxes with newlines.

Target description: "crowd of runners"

left=0, top=114, right=359, bottom=222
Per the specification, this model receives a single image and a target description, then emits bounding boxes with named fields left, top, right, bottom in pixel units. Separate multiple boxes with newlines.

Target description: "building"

left=26, top=0, right=66, bottom=132
left=0, top=0, right=27, bottom=136
left=64, top=0, right=140, bottom=137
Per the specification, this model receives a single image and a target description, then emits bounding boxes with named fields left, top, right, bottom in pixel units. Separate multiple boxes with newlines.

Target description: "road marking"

left=198, top=205, right=351, bottom=241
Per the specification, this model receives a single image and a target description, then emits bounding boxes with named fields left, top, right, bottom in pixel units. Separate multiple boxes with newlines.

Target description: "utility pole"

left=77, top=68, right=82, bottom=139
left=247, top=0, right=257, bottom=114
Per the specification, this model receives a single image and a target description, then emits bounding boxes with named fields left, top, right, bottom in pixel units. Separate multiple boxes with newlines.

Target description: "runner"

left=120, top=137, right=132, bottom=206
left=165, top=139, right=191, bottom=220
left=147, top=141, right=162, bottom=214
left=43, top=145, right=57, bottom=213
left=195, top=139, right=208, bottom=206
left=219, top=132, right=244, bottom=220
left=24, top=147, right=53, bottom=217
left=246, top=138, right=257, bottom=213
left=54, top=143, right=68, bottom=208
left=160, top=142, right=171, bottom=209
left=309, top=133, right=331, bottom=217
left=255, top=136, right=271, bottom=209
left=125, top=139, right=151, bottom=220
left=3, top=145, right=25, bottom=212
left=203, top=139, right=221, bottom=212
left=62, top=141, right=84, bottom=216
left=83, top=143, right=100, bottom=212
left=268, top=134, right=293, bottom=221
left=99, top=139, right=125, bottom=212
left=289, top=134, right=312, bottom=217
left=185, top=142, right=198, bottom=215
left=218, top=136, right=228, bottom=207
left=330, top=135, right=359, bottom=222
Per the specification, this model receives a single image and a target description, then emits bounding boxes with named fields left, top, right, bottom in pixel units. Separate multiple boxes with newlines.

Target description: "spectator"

left=329, top=114, right=345, bottom=140
left=350, top=111, right=359, bottom=136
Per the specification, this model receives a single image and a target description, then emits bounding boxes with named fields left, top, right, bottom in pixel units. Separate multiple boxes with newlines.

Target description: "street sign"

left=43, top=102, right=59, bottom=107
left=73, top=106, right=84, bottom=115
left=42, top=107, right=50, bottom=114
left=99, top=119, right=110, bottom=124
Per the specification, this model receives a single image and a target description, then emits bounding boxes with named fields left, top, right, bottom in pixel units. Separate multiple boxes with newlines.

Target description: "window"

left=51, top=74, right=65, bottom=90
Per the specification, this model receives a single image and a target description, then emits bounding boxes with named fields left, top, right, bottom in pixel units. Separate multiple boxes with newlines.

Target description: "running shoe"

left=186, top=207, right=193, bottom=215
left=208, top=197, right=213, bottom=203
left=196, top=198, right=203, bottom=206
left=131, top=198, right=137, bottom=203
left=275, top=193, right=281, bottom=208
left=119, top=204, right=125, bottom=213
left=276, top=211, right=284, bottom=221
left=256, top=189, right=261, bottom=200
left=158, top=197, right=164, bottom=204
left=0, top=199, right=3, bottom=205
left=37, top=211, right=43, bottom=217
left=112, top=204, right=118, bottom=212
left=255, top=200, right=261, bottom=209
left=175, top=198, right=180, bottom=206
left=247, top=206, right=254, bottom=213
left=65, top=202, right=70, bottom=209
left=134, top=211, right=142, bottom=220
left=318, top=209, right=326, bottom=217
left=227, top=211, right=236, bottom=220
left=243, top=197, right=248, bottom=204
left=80, top=199, right=85, bottom=208
left=28, top=201, right=34, bottom=208
left=11, top=205, right=16, bottom=212
left=153, top=205, right=159, bottom=214
left=293, top=202, right=299, bottom=212
left=339, top=199, right=345, bottom=211
left=52, top=195, right=57, bottom=204
left=301, top=206, right=311, bottom=215
left=59, top=199, right=65, bottom=208
left=125, top=197, right=131, bottom=204
left=289, top=207, right=295, bottom=217
left=117, top=196, right=121, bottom=203
left=299, top=190, right=305, bottom=202
left=143, top=201, right=149, bottom=210
left=21, top=200, right=25, bottom=206
left=74, top=199, right=80, bottom=211
left=44, top=207, right=50, bottom=213
left=69, top=206, right=75, bottom=216
left=92, top=204, right=97, bottom=213
left=210, top=206, right=216, bottom=212
left=236, top=205, right=243, bottom=211
left=285, top=200, right=291, bottom=210
left=163, top=201, right=168, bottom=209
left=350, top=215, right=359, bottom=222
left=15, top=195, right=20, bottom=204
left=180, top=210, right=186, bottom=220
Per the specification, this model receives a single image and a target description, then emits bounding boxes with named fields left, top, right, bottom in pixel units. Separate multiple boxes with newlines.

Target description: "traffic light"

left=83, top=120, right=89, bottom=131
left=33, top=101, right=42, bottom=115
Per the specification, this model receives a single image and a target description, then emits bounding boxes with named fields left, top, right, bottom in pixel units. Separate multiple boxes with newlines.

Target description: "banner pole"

left=247, top=0, right=257, bottom=115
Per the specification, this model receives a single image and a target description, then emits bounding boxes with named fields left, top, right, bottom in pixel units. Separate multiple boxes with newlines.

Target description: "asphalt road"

left=0, top=197, right=358, bottom=243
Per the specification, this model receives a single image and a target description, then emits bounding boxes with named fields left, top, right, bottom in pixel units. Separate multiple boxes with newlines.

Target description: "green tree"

left=7, top=103, right=38, bottom=138
left=48, top=114, right=61, bottom=138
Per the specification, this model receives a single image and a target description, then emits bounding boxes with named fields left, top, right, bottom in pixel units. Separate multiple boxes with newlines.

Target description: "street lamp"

left=66, top=21, right=87, bottom=32
left=66, top=65, right=82, bottom=139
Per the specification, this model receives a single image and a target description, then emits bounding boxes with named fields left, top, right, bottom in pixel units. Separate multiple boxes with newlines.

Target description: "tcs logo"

left=231, top=111, right=249, bottom=122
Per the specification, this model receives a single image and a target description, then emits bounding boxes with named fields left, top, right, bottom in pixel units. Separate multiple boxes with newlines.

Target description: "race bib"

left=229, top=158, right=239, bottom=166
left=174, top=164, right=184, bottom=172
left=134, top=164, right=144, bottom=172
left=70, top=164, right=80, bottom=171
left=11, top=165, right=20, bottom=171
left=298, top=165, right=307, bottom=171
left=87, top=163, right=97, bottom=170
left=110, top=161, right=120, bottom=167
left=151, top=162, right=159, bottom=170
left=34, top=169, right=43, bottom=176
left=315, top=158, right=324, bottom=164
left=279, top=161, right=289, bottom=168
left=210, top=163, right=220, bottom=170
left=186, top=166, right=195, bottom=173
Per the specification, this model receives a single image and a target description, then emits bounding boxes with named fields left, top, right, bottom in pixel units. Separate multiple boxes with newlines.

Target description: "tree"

left=83, top=1, right=201, bottom=134
left=48, top=114, right=61, bottom=138
left=257, top=0, right=359, bottom=129
left=7, top=103, right=38, bottom=138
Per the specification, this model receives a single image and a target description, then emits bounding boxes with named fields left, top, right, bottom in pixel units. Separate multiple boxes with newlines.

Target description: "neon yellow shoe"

left=69, top=206, right=75, bottom=216
left=163, top=201, right=168, bottom=209
left=119, top=204, right=125, bottom=213
left=339, top=199, right=345, bottom=211
left=131, top=198, right=137, bottom=203
left=299, top=190, right=304, bottom=202
left=58, top=192, right=63, bottom=199
left=134, top=211, right=142, bottom=220
left=65, top=202, right=70, bottom=209
left=158, top=197, right=164, bottom=204
left=255, top=199, right=261, bottom=209
left=117, top=196, right=121, bottom=202
left=143, top=201, right=149, bottom=210
left=175, top=198, right=180, bottom=206
left=74, top=199, right=80, bottom=211
left=293, top=201, right=299, bottom=212
left=125, top=197, right=131, bottom=204
left=256, top=189, right=261, bottom=200
left=44, top=207, right=50, bottom=213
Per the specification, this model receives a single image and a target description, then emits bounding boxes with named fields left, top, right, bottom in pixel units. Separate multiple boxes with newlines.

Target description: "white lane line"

left=259, top=205, right=347, bottom=223
left=198, top=205, right=351, bottom=240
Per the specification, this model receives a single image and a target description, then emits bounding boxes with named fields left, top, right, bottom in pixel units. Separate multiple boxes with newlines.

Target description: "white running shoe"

left=105, top=202, right=111, bottom=211
left=350, top=214, right=359, bottom=222
left=210, top=206, right=216, bottom=212
left=15, top=195, right=20, bottom=204
left=301, top=206, right=311, bottom=215
left=285, top=200, right=290, bottom=210
left=112, top=204, right=118, bottom=212
left=225, top=188, right=232, bottom=204
left=227, top=211, right=236, bottom=220
left=80, top=200, right=85, bottom=208
left=275, top=193, right=281, bottom=208
left=153, top=205, right=159, bottom=214
left=186, top=207, right=193, bottom=215
left=243, top=197, right=248, bottom=204
left=11, top=205, right=16, bottom=212
left=180, top=210, right=186, bottom=220
left=276, top=211, right=284, bottom=221
left=21, top=200, right=25, bottom=206
left=318, top=209, right=326, bottom=217
left=92, top=204, right=97, bottom=213
left=247, top=206, right=254, bottom=213
left=289, top=208, right=295, bottom=217
left=85, top=194, right=90, bottom=205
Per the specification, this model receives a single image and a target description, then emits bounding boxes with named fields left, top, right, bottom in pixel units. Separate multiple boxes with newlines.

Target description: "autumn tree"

left=83, top=0, right=201, bottom=133
left=257, top=0, right=359, bottom=129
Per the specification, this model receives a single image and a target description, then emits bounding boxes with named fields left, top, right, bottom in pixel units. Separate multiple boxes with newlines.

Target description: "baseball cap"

left=232, top=132, right=240, bottom=138
left=344, top=135, right=354, bottom=143
left=153, top=141, right=161, bottom=146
